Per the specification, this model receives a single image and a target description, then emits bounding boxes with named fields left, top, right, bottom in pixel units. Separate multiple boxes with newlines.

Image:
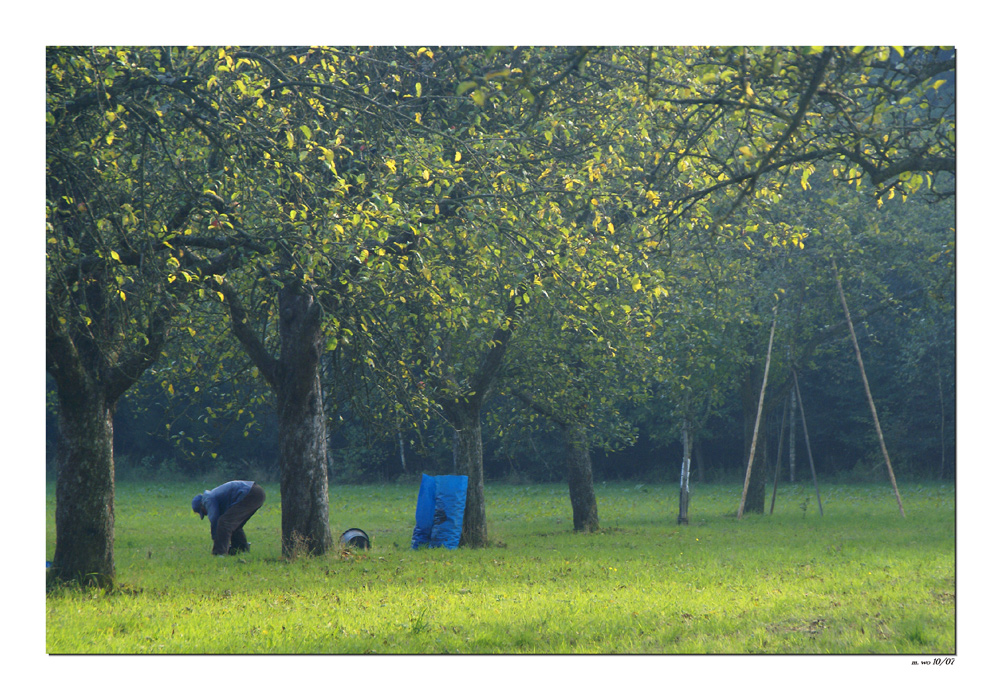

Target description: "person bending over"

left=191, top=480, right=266, bottom=555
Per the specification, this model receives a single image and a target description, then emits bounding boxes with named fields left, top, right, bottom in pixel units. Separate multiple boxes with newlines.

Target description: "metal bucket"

left=340, top=528, right=370, bottom=550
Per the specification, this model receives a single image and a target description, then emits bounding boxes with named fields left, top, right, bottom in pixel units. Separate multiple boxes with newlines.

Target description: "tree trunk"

left=695, top=440, right=705, bottom=483
left=450, top=404, right=487, bottom=547
left=938, top=366, right=947, bottom=480
left=740, top=401, right=769, bottom=515
left=275, top=288, right=333, bottom=556
left=770, top=397, right=788, bottom=515
left=51, top=379, right=116, bottom=587
left=561, top=422, right=600, bottom=532
left=46, top=294, right=167, bottom=588
left=738, top=306, right=778, bottom=518
left=678, top=418, right=691, bottom=525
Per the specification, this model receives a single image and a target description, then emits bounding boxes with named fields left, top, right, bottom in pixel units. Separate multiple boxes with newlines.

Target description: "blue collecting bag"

left=411, top=474, right=468, bottom=550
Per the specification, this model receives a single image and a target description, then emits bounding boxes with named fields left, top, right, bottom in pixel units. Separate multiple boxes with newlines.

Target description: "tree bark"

left=739, top=392, right=770, bottom=515
left=695, top=440, right=705, bottom=483
left=561, top=422, right=600, bottom=532
left=678, top=418, right=691, bottom=525
left=221, top=281, right=334, bottom=556
left=51, top=377, right=116, bottom=587
left=450, top=403, right=488, bottom=547
left=938, top=366, right=947, bottom=480
left=513, top=389, right=600, bottom=532
left=438, top=288, right=526, bottom=548
left=46, top=285, right=169, bottom=587
left=275, top=287, right=333, bottom=556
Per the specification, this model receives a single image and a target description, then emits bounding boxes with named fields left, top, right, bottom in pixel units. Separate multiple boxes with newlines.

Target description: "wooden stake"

left=788, top=379, right=797, bottom=482
left=833, top=260, right=905, bottom=517
left=769, top=395, right=789, bottom=515
left=792, top=369, right=823, bottom=516
left=738, top=305, right=778, bottom=519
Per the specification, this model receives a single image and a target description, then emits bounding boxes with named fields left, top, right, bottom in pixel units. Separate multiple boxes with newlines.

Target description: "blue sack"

left=411, top=474, right=468, bottom=550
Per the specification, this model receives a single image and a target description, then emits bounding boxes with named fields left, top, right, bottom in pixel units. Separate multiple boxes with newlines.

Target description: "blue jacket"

left=195, top=481, right=254, bottom=538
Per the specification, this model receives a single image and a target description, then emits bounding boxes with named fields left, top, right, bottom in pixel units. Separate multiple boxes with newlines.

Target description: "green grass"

left=45, top=480, right=955, bottom=654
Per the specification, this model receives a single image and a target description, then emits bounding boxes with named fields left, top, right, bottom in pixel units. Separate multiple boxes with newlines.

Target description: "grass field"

left=45, top=479, right=955, bottom=655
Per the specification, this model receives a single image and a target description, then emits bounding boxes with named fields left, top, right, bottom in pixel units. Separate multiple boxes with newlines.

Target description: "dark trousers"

left=213, top=484, right=266, bottom=555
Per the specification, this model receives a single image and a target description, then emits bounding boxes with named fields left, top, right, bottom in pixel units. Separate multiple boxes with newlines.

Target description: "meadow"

left=45, top=479, right=955, bottom=654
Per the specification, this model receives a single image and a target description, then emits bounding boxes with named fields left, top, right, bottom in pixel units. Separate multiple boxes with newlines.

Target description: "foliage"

left=46, top=46, right=956, bottom=575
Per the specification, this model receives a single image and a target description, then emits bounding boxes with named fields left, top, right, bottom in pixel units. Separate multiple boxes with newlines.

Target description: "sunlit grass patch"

left=46, top=480, right=955, bottom=654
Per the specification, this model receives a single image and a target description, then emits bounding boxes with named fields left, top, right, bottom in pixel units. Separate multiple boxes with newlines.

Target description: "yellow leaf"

left=454, top=151, right=461, bottom=163
left=739, top=146, right=752, bottom=157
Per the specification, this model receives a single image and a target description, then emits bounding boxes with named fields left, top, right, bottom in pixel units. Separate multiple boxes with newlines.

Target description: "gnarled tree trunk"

left=275, top=288, right=333, bottom=556
left=51, top=378, right=116, bottom=587
left=223, top=282, right=334, bottom=557
left=46, top=289, right=168, bottom=588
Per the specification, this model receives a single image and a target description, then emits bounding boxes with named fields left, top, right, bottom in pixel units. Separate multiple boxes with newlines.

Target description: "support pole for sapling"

left=833, top=260, right=905, bottom=517
left=792, top=369, right=823, bottom=516
left=769, top=395, right=788, bottom=515
left=738, top=305, right=778, bottom=519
